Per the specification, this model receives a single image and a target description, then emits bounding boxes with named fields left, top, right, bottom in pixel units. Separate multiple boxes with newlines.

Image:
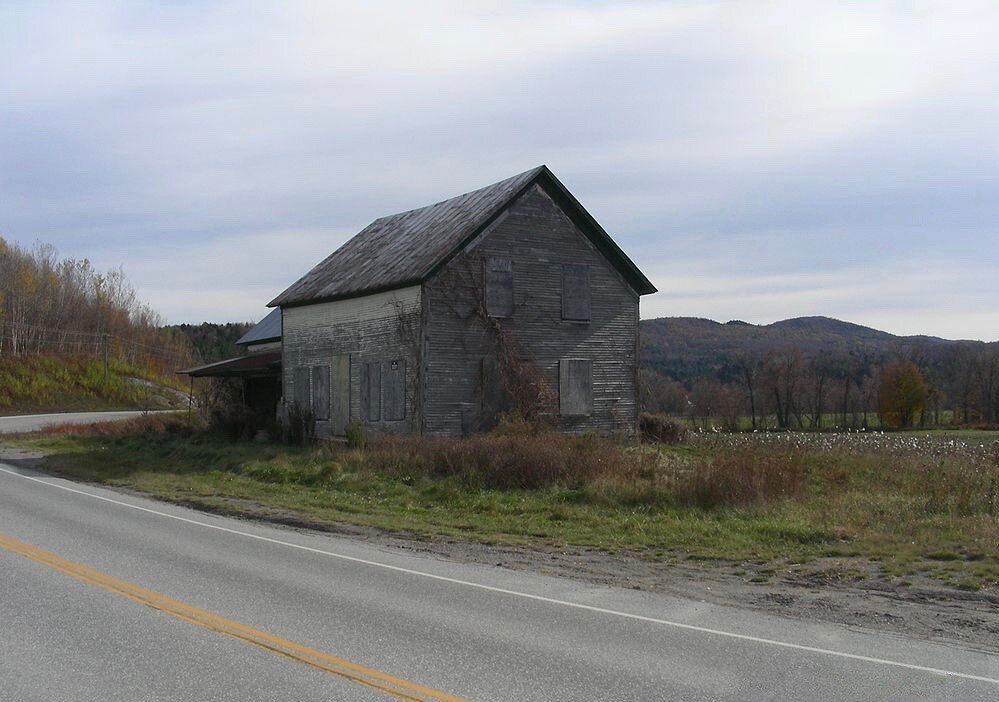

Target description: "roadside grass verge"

left=9, top=418, right=999, bottom=591
left=0, top=354, right=188, bottom=413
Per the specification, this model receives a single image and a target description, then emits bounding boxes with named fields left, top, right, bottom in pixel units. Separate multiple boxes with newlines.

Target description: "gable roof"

left=269, top=165, right=656, bottom=308
left=236, top=307, right=282, bottom=346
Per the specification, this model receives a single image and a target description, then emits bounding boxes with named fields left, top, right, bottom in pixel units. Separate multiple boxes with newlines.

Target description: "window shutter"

left=311, top=365, right=330, bottom=420
left=383, top=359, right=406, bottom=421
left=559, top=359, right=593, bottom=417
left=561, top=264, right=590, bottom=321
left=293, top=367, right=311, bottom=410
left=362, top=361, right=382, bottom=422
left=484, top=257, right=514, bottom=317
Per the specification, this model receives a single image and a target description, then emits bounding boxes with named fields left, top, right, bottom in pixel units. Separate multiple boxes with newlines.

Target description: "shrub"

left=639, top=413, right=688, bottom=444
left=209, top=406, right=259, bottom=442
left=283, top=402, right=315, bottom=445
left=345, top=420, right=367, bottom=449
left=491, top=413, right=543, bottom=436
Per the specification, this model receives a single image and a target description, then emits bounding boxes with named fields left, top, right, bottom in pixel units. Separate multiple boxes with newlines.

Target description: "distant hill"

left=639, top=315, right=983, bottom=385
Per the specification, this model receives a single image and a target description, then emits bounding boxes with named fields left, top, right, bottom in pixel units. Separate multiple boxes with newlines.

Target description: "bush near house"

left=638, top=412, right=689, bottom=444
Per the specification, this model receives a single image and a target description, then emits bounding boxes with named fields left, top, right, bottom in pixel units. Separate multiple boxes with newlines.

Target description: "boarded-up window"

left=331, top=354, right=350, bottom=436
left=311, top=365, right=330, bottom=420
left=559, top=359, right=593, bottom=417
left=561, top=264, right=590, bottom=321
left=293, top=367, right=311, bottom=410
left=484, top=257, right=513, bottom=317
left=362, top=361, right=381, bottom=422
left=383, top=359, right=405, bottom=421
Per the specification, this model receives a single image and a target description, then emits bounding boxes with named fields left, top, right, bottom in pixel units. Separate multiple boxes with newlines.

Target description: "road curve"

left=0, top=462, right=996, bottom=701
left=0, top=410, right=175, bottom=434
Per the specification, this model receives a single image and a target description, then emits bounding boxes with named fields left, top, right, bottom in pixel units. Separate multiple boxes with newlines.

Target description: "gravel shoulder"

left=394, top=533, right=999, bottom=656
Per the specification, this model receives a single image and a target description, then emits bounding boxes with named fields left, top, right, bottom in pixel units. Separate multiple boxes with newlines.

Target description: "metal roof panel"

left=236, top=308, right=282, bottom=345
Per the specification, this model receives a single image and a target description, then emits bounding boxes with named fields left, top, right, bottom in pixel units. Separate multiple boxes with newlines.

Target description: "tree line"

left=0, top=238, right=195, bottom=374
left=641, top=342, right=999, bottom=430
left=162, top=321, right=254, bottom=364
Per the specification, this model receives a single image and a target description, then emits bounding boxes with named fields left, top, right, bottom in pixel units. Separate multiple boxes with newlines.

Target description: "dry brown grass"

left=328, top=429, right=806, bottom=510
left=677, top=449, right=806, bottom=508
left=30, top=413, right=196, bottom=438
left=340, top=431, right=639, bottom=490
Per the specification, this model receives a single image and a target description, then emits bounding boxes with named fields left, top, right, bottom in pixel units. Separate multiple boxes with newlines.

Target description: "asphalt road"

left=0, top=410, right=172, bottom=434
left=0, top=462, right=997, bottom=701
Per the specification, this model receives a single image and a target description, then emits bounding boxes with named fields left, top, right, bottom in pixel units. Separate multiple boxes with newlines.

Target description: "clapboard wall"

left=421, top=183, right=639, bottom=436
left=281, top=286, right=421, bottom=436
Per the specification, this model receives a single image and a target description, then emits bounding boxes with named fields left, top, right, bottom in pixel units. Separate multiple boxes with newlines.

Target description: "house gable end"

left=420, top=183, right=640, bottom=437
left=422, top=167, right=655, bottom=298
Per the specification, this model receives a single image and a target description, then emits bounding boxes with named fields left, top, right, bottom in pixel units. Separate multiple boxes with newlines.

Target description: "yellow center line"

left=0, top=533, right=471, bottom=702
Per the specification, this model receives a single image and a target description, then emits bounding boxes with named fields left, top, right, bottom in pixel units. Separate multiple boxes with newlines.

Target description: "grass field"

left=10, top=416, right=999, bottom=591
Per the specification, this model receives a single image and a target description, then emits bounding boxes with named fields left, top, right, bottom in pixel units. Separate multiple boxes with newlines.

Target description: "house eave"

left=268, top=279, right=424, bottom=309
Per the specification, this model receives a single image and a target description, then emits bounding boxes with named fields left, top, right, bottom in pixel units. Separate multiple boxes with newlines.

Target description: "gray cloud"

left=1, top=1, right=997, bottom=339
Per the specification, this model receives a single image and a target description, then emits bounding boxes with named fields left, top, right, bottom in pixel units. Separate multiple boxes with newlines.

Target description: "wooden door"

left=331, top=354, right=350, bottom=436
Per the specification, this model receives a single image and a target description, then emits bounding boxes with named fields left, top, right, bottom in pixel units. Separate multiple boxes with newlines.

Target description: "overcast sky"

left=2, top=2, right=997, bottom=340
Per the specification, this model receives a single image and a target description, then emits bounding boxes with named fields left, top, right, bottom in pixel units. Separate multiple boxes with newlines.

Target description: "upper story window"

left=561, top=264, right=590, bottom=321
left=485, top=257, right=514, bottom=317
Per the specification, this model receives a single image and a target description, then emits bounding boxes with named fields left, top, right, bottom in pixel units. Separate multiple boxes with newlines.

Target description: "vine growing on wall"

left=431, top=250, right=557, bottom=428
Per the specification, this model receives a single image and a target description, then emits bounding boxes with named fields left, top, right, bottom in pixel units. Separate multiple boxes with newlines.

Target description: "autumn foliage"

left=0, top=238, right=194, bottom=374
left=878, top=359, right=929, bottom=428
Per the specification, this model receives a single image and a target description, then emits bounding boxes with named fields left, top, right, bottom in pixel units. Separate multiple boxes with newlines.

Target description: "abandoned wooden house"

left=268, top=165, right=656, bottom=438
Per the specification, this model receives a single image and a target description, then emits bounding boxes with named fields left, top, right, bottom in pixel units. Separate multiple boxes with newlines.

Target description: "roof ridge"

left=369, top=165, right=546, bottom=225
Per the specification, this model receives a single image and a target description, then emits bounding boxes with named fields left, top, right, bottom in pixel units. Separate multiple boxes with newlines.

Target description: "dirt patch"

left=123, top=376, right=191, bottom=409
left=0, top=447, right=47, bottom=468
left=382, top=537, right=999, bottom=655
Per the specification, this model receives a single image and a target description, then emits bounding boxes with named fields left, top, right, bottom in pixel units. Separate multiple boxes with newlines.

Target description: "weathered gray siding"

left=282, top=286, right=421, bottom=436
left=245, top=340, right=281, bottom=354
left=421, top=183, right=639, bottom=436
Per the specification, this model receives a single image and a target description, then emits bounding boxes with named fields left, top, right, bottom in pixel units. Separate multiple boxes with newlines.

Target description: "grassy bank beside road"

left=9, top=416, right=999, bottom=591
left=0, top=355, right=188, bottom=414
